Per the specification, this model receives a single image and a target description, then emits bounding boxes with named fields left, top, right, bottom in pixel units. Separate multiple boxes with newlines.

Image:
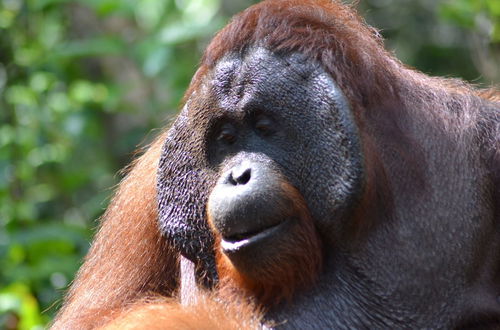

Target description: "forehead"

left=208, top=47, right=332, bottom=115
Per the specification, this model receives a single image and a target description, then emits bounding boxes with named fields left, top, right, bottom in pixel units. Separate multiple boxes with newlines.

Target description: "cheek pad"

left=157, top=116, right=218, bottom=287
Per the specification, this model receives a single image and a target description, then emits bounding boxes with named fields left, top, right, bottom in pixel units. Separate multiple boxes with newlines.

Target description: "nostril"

left=227, top=174, right=237, bottom=186
left=236, top=168, right=251, bottom=184
left=229, top=167, right=251, bottom=185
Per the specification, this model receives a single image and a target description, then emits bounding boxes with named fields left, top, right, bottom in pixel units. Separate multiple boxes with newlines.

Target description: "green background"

left=1, top=0, right=498, bottom=328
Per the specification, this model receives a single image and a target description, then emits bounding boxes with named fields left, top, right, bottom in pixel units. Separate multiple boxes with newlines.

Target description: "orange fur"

left=99, top=294, right=263, bottom=330
left=479, top=88, right=500, bottom=102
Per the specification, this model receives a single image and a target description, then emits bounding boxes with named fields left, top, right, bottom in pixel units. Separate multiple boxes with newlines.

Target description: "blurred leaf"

left=135, top=0, right=167, bottom=31
left=177, top=0, right=221, bottom=25
left=69, top=80, right=96, bottom=103
left=14, top=46, right=44, bottom=66
left=10, top=224, right=87, bottom=248
left=5, top=86, right=37, bottom=107
left=143, top=47, right=171, bottom=77
left=440, top=0, right=476, bottom=28
left=29, top=72, right=55, bottom=93
left=53, top=37, right=125, bottom=58
left=0, top=9, right=15, bottom=28
left=486, top=0, right=500, bottom=15
left=29, top=0, right=70, bottom=11
left=493, top=23, right=500, bottom=41
left=159, top=20, right=221, bottom=44
left=80, top=0, right=135, bottom=16
left=0, top=283, right=45, bottom=330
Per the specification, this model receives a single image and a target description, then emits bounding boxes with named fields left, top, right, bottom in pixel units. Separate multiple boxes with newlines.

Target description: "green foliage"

left=358, top=0, right=499, bottom=83
left=441, top=0, right=500, bottom=41
left=0, top=0, right=496, bottom=328
left=0, top=0, right=224, bottom=328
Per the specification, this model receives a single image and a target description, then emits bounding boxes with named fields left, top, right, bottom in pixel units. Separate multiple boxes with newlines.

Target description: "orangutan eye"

left=217, top=123, right=237, bottom=144
left=254, top=116, right=275, bottom=136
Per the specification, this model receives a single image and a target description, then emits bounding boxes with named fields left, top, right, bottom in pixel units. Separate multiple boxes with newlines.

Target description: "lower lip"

left=220, top=221, right=288, bottom=253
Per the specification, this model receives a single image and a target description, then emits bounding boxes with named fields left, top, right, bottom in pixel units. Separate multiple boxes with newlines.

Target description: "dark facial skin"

left=158, top=47, right=500, bottom=328
left=206, top=47, right=363, bottom=252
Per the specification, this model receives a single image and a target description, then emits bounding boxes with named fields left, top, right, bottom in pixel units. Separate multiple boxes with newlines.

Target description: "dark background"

left=0, top=0, right=498, bottom=328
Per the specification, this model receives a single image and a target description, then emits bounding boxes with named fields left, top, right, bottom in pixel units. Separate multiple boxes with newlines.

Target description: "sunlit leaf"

left=5, top=86, right=37, bottom=107
left=135, top=0, right=167, bottom=31
left=0, top=283, right=45, bottom=329
left=486, top=0, right=500, bottom=16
